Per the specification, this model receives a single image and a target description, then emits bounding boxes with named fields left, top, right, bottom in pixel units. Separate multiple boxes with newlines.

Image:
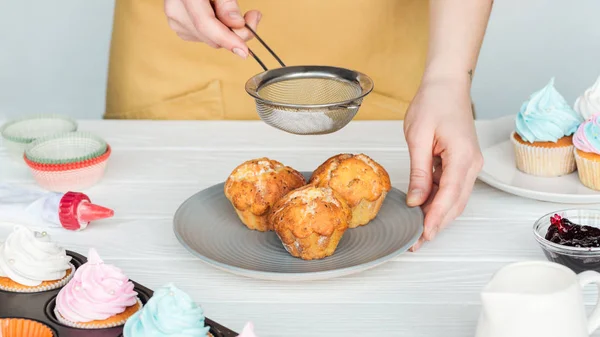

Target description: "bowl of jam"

left=534, top=209, right=600, bottom=274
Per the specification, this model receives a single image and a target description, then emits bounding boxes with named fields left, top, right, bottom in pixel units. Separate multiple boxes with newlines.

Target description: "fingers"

left=422, top=152, right=469, bottom=241
left=405, top=132, right=434, bottom=207
left=213, top=0, right=245, bottom=28
left=232, top=10, right=262, bottom=41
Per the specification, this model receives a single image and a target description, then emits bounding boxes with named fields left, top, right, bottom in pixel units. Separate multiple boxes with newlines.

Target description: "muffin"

left=224, top=157, right=306, bottom=231
left=268, top=185, right=351, bottom=260
left=512, top=77, right=583, bottom=177
left=123, top=283, right=212, bottom=337
left=309, top=153, right=391, bottom=228
left=573, top=114, right=600, bottom=190
left=0, top=225, right=74, bottom=293
left=574, top=76, right=600, bottom=120
left=55, top=248, right=142, bottom=329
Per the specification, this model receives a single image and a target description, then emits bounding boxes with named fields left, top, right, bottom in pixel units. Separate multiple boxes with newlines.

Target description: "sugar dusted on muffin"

left=123, top=283, right=212, bottom=337
left=511, top=77, right=583, bottom=177
left=224, top=157, right=306, bottom=231
left=309, top=153, right=391, bottom=228
left=269, top=185, right=351, bottom=260
left=55, top=248, right=141, bottom=329
left=0, top=225, right=74, bottom=293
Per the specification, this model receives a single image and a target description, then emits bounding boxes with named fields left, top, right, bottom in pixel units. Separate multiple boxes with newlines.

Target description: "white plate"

left=477, top=115, right=600, bottom=203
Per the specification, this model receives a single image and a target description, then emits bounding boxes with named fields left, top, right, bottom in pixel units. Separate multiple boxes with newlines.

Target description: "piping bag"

left=0, top=184, right=114, bottom=231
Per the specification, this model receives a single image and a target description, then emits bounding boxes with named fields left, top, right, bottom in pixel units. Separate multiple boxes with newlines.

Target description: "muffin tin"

left=0, top=250, right=238, bottom=337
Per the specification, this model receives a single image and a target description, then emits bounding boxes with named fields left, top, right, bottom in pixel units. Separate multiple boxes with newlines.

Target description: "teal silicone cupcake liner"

left=24, top=131, right=108, bottom=165
left=0, top=114, right=78, bottom=144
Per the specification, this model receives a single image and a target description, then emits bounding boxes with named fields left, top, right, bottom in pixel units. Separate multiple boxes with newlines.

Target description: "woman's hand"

left=164, top=0, right=261, bottom=58
left=403, top=77, right=483, bottom=251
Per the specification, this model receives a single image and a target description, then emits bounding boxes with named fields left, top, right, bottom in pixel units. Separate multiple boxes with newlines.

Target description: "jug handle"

left=579, top=271, right=600, bottom=334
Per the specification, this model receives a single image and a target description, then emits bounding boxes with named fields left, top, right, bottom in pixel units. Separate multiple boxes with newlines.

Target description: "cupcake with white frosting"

left=123, top=283, right=212, bottom=337
left=54, top=248, right=142, bottom=329
left=0, top=225, right=74, bottom=292
left=575, top=76, right=600, bottom=121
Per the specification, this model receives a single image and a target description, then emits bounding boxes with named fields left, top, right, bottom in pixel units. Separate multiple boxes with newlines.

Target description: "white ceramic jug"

left=475, top=261, right=600, bottom=337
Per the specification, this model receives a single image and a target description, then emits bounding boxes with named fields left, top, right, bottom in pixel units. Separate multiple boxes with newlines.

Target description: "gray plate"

left=173, top=172, right=424, bottom=281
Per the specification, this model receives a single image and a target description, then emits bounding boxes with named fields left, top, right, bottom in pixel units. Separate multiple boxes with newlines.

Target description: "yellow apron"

left=104, top=0, right=429, bottom=120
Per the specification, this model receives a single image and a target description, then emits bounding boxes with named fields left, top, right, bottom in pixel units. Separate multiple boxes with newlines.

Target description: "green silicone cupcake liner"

left=0, top=114, right=78, bottom=144
left=24, top=131, right=108, bottom=165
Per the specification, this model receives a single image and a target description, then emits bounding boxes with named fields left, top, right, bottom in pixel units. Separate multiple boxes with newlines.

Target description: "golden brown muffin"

left=309, top=153, right=391, bottom=228
left=269, top=185, right=351, bottom=260
left=224, top=158, right=306, bottom=231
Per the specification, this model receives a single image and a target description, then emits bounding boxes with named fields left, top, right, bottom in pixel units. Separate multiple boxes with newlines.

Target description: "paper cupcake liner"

left=24, top=145, right=111, bottom=171
left=511, top=134, right=576, bottom=177
left=0, top=263, right=75, bottom=293
left=575, top=150, right=600, bottom=190
left=0, top=318, right=55, bottom=337
left=55, top=298, right=143, bottom=329
left=0, top=113, right=77, bottom=144
left=25, top=131, right=107, bottom=165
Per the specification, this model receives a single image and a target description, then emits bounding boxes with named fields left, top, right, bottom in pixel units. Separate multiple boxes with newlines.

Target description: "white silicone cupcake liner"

left=0, top=263, right=75, bottom=293
left=54, top=298, right=143, bottom=329
left=28, top=160, right=109, bottom=192
left=511, top=132, right=576, bottom=177
left=25, top=131, right=107, bottom=165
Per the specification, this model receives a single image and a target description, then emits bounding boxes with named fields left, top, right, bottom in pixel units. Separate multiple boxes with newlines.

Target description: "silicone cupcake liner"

left=27, top=160, right=109, bottom=192
left=25, top=131, right=107, bottom=165
left=24, top=145, right=112, bottom=171
left=0, top=318, right=55, bottom=337
left=0, top=264, right=75, bottom=294
left=0, top=114, right=78, bottom=144
left=54, top=298, right=143, bottom=330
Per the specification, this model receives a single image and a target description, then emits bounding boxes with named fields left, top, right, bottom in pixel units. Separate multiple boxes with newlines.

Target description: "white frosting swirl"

left=0, top=225, right=72, bottom=286
left=575, top=76, right=600, bottom=120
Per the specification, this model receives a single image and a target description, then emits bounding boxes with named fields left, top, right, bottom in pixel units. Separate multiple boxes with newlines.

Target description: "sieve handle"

left=243, top=23, right=286, bottom=71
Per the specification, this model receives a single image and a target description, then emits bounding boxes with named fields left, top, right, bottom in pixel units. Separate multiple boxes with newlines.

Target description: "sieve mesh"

left=257, top=77, right=362, bottom=105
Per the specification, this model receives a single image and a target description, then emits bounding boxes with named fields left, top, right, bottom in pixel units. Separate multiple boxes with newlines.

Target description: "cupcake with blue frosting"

left=123, top=283, right=213, bottom=337
left=573, top=114, right=600, bottom=190
left=512, top=78, right=583, bottom=176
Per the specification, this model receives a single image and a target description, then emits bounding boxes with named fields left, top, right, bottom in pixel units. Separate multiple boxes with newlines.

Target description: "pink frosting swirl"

left=55, top=248, right=138, bottom=323
left=573, top=113, right=600, bottom=155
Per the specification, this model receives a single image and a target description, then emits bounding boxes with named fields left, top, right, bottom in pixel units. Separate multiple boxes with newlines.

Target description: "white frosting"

left=0, top=225, right=72, bottom=286
left=575, top=76, right=600, bottom=120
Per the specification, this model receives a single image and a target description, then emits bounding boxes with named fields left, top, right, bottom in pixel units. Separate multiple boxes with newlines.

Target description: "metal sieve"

left=243, top=25, right=374, bottom=135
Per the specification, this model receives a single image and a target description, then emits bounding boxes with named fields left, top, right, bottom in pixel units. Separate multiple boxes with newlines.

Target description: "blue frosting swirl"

left=515, top=78, right=583, bottom=143
left=123, top=283, right=211, bottom=337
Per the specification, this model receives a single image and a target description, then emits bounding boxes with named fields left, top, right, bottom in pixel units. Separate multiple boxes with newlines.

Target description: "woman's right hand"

left=164, top=0, right=261, bottom=59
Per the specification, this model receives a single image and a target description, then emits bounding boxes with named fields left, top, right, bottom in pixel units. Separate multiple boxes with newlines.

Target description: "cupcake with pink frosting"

left=573, top=113, right=600, bottom=190
left=54, top=248, right=142, bottom=329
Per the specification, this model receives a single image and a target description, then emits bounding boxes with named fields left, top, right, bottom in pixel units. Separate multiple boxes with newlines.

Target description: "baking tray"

left=0, top=250, right=238, bottom=337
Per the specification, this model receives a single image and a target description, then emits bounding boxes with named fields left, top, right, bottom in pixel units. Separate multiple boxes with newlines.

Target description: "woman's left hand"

left=403, top=76, right=484, bottom=251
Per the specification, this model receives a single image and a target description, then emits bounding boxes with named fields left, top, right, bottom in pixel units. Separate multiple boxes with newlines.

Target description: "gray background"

left=0, top=0, right=598, bottom=120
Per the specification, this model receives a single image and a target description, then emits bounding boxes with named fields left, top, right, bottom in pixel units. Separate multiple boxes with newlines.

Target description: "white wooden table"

left=1, top=118, right=598, bottom=336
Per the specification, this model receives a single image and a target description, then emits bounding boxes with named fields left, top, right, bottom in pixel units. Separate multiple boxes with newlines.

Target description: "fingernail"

left=232, top=48, right=247, bottom=59
left=407, top=189, right=422, bottom=204
left=257, top=12, right=262, bottom=22
left=228, top=11, right=243, bottom=20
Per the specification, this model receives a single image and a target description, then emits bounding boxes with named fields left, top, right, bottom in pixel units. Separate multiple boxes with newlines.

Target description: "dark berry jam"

left=542, top=214, right=600, bottom=274
left=545, top=214, right=600, bottom=248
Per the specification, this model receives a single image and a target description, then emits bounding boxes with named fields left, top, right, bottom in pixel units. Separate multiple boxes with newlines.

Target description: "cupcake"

left=574, top=76, right=600, bottom=120
left=54, top=248, right=142, bottom=329
left=0, top=225, right=74, bottom=293
left=123, top=283, right=212, bottom=337
left=309, top=153, right=391, bottom=228
left=238, top=322, right=259, bottom=337
left=573, top=114, right=600, bottom=190
left=224, top=157, right=306, bottom=231
left=512, top=78, right=583, bottom=177
left=0, top=318, right=55, bottom=337
left=268, top=185, right=351, bottom=260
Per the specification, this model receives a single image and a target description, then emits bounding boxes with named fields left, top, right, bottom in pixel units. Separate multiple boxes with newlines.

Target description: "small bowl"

left=24, top=145, right=111, bottom=192
left=0, top=114, right=78, bottom=160
left=533, top=208, right=600, bottom=274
